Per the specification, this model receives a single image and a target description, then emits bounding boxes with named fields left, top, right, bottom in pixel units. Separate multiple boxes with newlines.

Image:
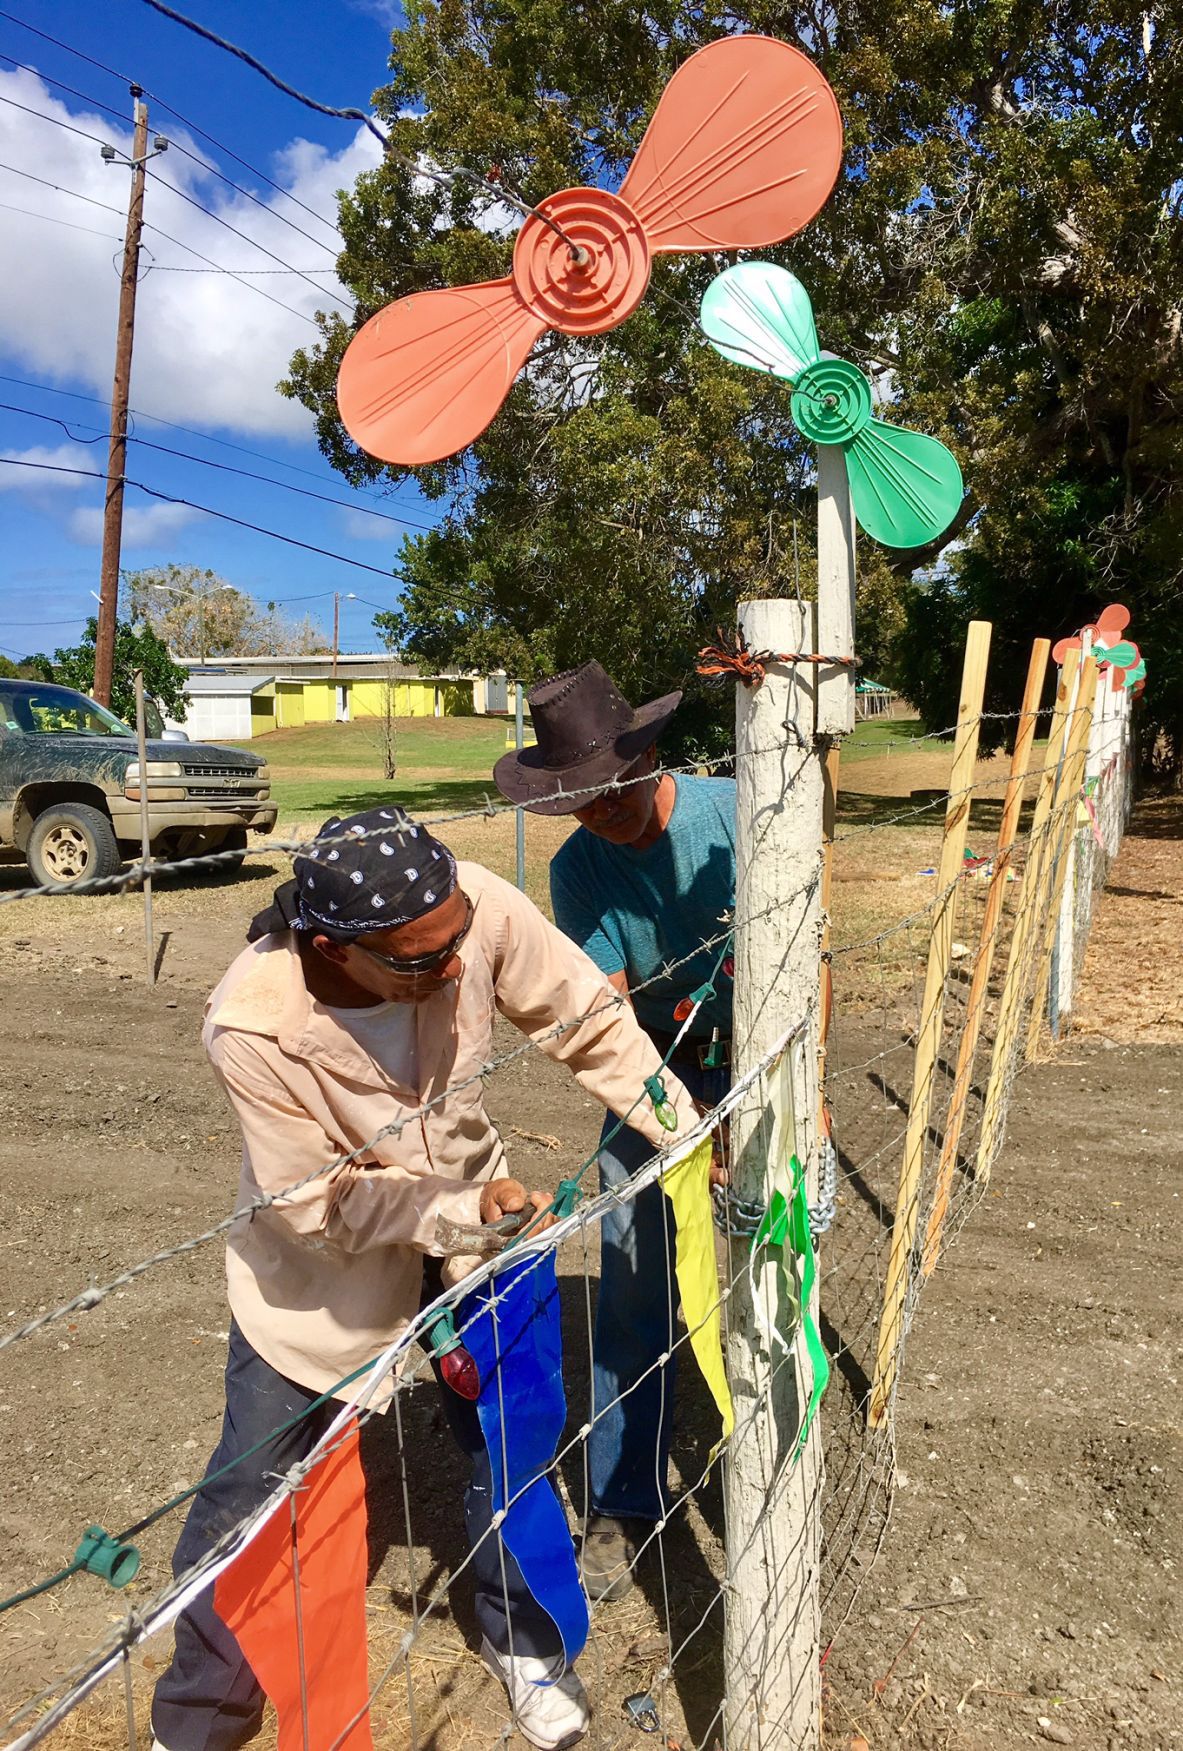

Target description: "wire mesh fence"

left=0, top=650, right=1135, bottom=1751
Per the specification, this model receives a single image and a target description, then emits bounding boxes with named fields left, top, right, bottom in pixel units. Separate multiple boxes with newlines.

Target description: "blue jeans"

left=153, top=1268, right=560, bottom=1751
left=589, top=1056, right=729, bottom=1523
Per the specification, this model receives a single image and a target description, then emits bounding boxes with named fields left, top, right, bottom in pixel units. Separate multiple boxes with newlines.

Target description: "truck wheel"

left=27, top=802, right=123, bottom=891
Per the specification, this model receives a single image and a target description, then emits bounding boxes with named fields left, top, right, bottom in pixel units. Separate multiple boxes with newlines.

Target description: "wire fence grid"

left=0, top=676, right=1134, bottom=1751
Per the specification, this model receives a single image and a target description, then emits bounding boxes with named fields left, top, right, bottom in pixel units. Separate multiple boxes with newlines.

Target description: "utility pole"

left=725, top=598, right=824, bottom=1751
left=94, top=91, right=167, bottom=705
left=332, top=592, right=341, bottom=679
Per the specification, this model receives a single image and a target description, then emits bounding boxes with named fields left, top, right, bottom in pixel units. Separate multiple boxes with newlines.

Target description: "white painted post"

left=815, top=444, right=857, bottom=736
left=726, top=598, right=824, bottom=1751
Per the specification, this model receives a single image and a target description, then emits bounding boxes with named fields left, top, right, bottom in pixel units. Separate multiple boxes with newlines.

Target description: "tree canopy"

left=53, top=619, right=190, bottom=726
left=122, top=565, right=331, bottom=661
left=284, top=0, right=1182, bottom=767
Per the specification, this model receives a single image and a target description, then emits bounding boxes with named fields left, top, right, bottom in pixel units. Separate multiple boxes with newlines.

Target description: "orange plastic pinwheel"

left=337, top=35, right=843, bottom=465
left=1053, top=604, right=1143, bottom=693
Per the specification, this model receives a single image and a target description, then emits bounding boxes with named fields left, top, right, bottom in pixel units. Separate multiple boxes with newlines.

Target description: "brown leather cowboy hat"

left=493, top=662, right=682, bottom=816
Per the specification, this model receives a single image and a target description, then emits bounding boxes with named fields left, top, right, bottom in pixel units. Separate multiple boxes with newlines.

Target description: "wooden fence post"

left=974, top=646, right=1081, bottom=1181
left=1024, top=654, right=1098, bottom=1059
left=726, top=598, right=824, bottom=1751
left=868, top=620, right=992, bottom=1428
left=921, top=636, right=1050, bottom=1278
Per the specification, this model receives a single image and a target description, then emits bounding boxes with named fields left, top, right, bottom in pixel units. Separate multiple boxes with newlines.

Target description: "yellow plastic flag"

left=660, top=1137, right=734, bottom=1450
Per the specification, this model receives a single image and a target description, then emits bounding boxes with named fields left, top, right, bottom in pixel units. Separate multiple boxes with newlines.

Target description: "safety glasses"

left=358, top=895, right=474, bottom=977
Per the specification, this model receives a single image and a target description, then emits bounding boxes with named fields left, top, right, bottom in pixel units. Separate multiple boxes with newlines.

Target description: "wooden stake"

left=868, top=620, right=992, bottom=1427
left=920, top=637, right=1050, bottom=1278
left=726, top=599, right=824, bottom=1751
left=1024, top=654, right=1098, bottom=1059
left=974, top=647, right=1080, bottom=1182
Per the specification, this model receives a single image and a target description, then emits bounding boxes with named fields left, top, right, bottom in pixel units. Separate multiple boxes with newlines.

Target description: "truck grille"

left=182, top=764, right=259, bottom=780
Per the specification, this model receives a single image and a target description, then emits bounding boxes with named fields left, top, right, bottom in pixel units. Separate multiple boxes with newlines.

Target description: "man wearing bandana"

left=150, top=806, right=691, bottom=1751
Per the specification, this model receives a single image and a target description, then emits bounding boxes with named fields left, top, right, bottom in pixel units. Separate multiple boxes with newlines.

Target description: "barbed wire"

left=0, top=701, right=1090, bottom=909
left=0, top=676, right=1135, bottom=1751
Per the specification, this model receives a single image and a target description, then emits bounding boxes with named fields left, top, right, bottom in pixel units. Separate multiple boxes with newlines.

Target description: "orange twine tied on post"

left=696, top=627, right=860, bottom=688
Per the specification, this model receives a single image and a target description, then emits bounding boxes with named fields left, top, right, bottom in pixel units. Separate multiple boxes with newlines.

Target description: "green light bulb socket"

left=73, top=1526, right=140, bottom=1590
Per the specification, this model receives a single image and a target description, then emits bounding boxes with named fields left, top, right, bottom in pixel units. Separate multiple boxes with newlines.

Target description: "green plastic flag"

left=750, top=1155, right=830, bottom=1464
left=700, top=262, right=964, bottom=549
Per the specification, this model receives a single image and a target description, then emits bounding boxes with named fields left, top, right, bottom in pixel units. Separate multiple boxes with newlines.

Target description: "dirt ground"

left=0, top=773, right=1180, bottom=1750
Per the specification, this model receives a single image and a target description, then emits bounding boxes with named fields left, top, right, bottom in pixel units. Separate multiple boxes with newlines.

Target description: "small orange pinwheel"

left=1053, top=604, right=1143, bottom=693
left=337, top=35, right=843, bottom=466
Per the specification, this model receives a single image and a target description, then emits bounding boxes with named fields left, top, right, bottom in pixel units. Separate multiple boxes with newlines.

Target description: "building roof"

left=184, top=673, right=277, bottom=696
left=179, top=654, right=472, bottom=681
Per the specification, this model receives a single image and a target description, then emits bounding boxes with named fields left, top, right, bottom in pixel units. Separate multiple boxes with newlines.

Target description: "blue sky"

left=0, top=0, right=433, bottom=658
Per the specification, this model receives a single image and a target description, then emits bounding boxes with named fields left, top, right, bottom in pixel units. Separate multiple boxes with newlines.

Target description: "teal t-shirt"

left=549, top=775, right=735, bottom=1038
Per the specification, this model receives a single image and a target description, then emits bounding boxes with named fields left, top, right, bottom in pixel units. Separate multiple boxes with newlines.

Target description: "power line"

left=0, top=371, right=429, bottom=509
left=137, top=0, right=391, bottom=149
left=0, top=156, right=125, bottom=217
left=0, top=6, right=343, bottom=241
left=0, top=50, right=341, bottom=260
left=148, top=263, right=339, bottom=274
left=0, top=195, right=120, bottom=240
left=0, top=51, right=131, bottom=127
left=0, top=159, right=317, bottom=322
left=0, top=456, right=401, bottom=579
left=160, top=134, right=340, bottom=261
left=130, top=432, right=432, bottom=528
left=0, top=398, right=435, bottom=525
left=0, top=87, right=347, bottom=311
left=144, top=166, right=352, bottom=311
left=136, top=0, right=588, bottom=261
left=0, top=87, right=112, bottom=145
left=0, top=401, right=107, bottom=441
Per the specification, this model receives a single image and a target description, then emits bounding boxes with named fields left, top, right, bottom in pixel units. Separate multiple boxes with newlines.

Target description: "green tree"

left=0, top=653, right=54, bottom=681
left=283, top=1, right=1183, bottom=768
left=53, top=619, right=189, bottom=725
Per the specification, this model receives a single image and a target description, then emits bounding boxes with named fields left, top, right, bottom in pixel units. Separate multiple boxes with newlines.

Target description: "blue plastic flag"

left=460, top=1253, right=589, bottom=1667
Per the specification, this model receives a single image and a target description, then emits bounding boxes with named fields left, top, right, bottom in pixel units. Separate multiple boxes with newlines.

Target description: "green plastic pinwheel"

left=700, top=262, right=964, bottom=549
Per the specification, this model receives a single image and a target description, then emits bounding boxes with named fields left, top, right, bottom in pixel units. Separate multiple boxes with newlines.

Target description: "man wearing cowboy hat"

left=494, top=663, right=735, bottom=1604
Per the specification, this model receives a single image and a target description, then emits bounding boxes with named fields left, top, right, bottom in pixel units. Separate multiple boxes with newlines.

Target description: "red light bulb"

left=439, top=1346, right=481, bottom=1400
left=722, top=957, right=735, bottom=979
left=673, top=998, right=694, bottom=1022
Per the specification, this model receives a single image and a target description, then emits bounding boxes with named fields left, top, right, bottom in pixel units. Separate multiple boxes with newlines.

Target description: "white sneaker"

left=481, top=1636, right=590, bottom=1749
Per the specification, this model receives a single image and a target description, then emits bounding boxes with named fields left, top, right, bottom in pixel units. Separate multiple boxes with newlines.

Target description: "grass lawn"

left=249, top=713, right=949, bottom=819
left=241, top=716, right=513, bottom=819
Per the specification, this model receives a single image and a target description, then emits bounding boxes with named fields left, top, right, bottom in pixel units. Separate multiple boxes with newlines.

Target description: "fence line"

left=0, top=618, right=1139, bottom=1751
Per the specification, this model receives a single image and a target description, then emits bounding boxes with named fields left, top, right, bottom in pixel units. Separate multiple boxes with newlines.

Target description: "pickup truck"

left=0, top=677, right=277, bottom=890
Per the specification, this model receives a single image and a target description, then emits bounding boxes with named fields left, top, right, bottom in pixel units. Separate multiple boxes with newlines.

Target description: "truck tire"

left=27, top=802, right=123, bottom=892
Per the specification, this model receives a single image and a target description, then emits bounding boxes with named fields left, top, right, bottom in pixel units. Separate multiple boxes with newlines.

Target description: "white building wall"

left=166, top=695, right=254, bottom=741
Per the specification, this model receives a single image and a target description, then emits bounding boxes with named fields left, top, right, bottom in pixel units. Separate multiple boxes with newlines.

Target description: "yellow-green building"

left=172, top=656, right=499, bottom=741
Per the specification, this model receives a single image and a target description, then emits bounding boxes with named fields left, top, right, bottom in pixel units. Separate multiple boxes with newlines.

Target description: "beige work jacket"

left=204, top=861, right=690, bottom=1403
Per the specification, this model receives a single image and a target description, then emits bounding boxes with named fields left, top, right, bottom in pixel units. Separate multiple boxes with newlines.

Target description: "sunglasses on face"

left=358, top=895, right=475, bottom=977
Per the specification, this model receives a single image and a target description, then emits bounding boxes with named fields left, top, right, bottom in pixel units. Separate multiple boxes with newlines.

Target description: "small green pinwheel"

left=700, top=262, right=964, bottom=549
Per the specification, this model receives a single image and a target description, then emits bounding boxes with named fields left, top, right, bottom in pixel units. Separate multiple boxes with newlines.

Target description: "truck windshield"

left=0, top=685, right=134, bottom=738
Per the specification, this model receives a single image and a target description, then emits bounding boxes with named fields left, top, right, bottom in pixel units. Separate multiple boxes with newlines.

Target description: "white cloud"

left=0, top=68, right=382, bottom=439
left=67, top=500, right=205, bottom=547
left=0, top=441, right=95, bottom=498
left=338, top=506, right=404, bottom=542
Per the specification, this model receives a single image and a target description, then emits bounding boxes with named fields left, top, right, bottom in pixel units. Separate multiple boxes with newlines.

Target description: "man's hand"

left=479, top=1178, right=556, bottom=1233
left=693, top=1103, right=731, bottom=1188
